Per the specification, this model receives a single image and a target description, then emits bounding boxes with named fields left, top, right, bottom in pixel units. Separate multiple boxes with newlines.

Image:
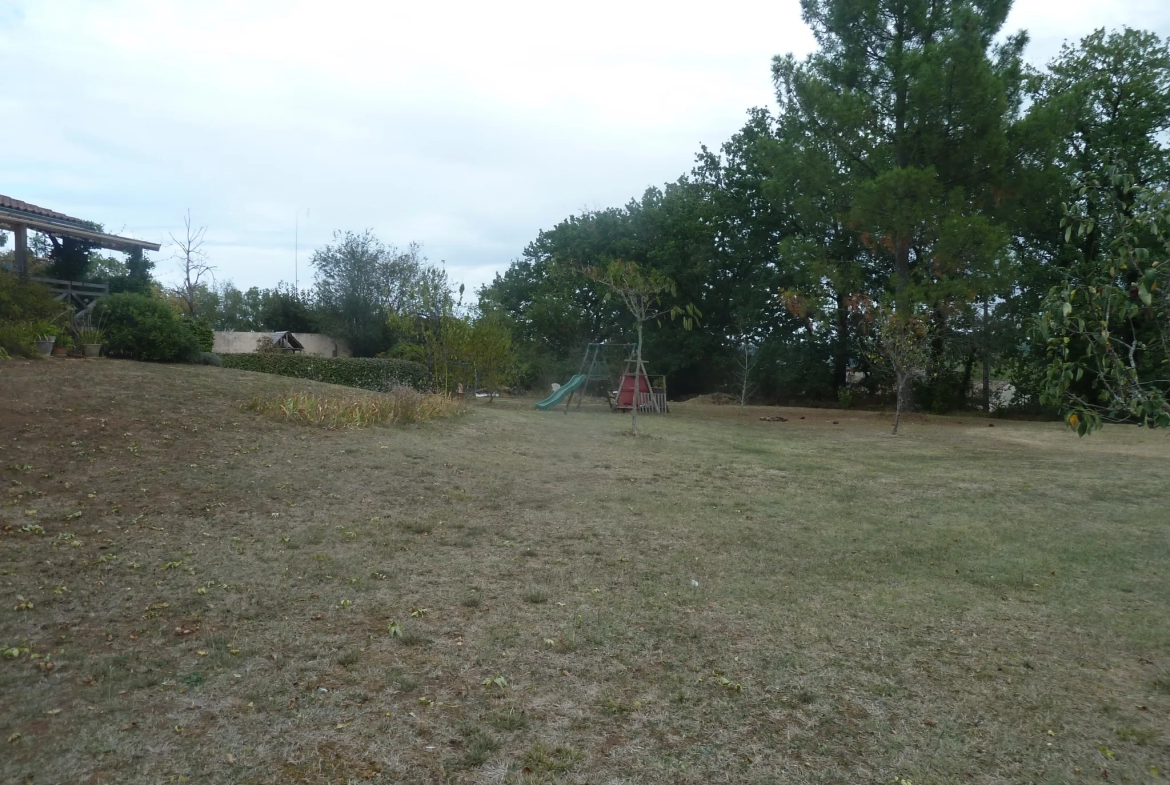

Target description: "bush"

left=0, top=323, right=38, bottom=358
left=97, top=293, right=202, bottom=363
left=0, top=274, right=70, bottom=325
left=185, top=317, right=214, bottom=352
left=0, top=276, right=69, bottom=359
left=220, top=354, right=430, bottom=391
left=199, top=352, right=223, bottom=366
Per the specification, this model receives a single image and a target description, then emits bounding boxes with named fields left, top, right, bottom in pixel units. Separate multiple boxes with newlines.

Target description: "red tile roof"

left=0, top=194, right=87, bottom=226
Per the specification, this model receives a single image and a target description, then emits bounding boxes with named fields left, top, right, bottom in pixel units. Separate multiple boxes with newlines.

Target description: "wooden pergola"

left=0, top=194, right=161, bottom=277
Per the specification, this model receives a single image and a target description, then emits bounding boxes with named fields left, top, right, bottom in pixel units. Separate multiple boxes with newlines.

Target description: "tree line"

left=6, top=0, right=1166, bottom=426
left=480, top=5, right=1170, bottom=425
left=190, top=230, right=517, bottom=397
left=3, top=223, right=518, bottom=397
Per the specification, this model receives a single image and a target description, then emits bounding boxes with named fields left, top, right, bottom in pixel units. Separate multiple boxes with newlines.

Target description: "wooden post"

left=577, top=344, right=598, bottom=411
left=14, top=224, right=28, bottom=276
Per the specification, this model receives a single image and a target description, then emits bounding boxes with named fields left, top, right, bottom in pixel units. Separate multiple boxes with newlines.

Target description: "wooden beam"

left=0, top=209, right=160, bottom=253
left=13, top=223, right=27, bottom=276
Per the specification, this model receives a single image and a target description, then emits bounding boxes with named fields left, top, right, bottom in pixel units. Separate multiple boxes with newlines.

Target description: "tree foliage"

left=477, top=11, right=1169, bottom=432
left=311, top=231, right=429, bottom=356
left=1038, top=173, right=1170, bottom=433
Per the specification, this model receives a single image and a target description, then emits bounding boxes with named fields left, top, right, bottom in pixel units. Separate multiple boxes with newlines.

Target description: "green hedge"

left=220, top=354, right=431, bottom=392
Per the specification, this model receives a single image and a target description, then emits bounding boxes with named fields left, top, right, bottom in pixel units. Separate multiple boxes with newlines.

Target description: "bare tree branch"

left=170, top=210, right=214, bottom=318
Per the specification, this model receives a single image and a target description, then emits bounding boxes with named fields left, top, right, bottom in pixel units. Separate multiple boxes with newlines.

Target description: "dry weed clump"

left=245, top=386, right=463, bottom=428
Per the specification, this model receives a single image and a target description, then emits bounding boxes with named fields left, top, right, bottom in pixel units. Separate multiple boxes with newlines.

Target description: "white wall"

left=212, top=332, right=352, bottom=358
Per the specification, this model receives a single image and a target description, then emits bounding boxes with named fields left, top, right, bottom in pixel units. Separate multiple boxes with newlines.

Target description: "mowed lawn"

left=1, top=360, right=1168, bottom=785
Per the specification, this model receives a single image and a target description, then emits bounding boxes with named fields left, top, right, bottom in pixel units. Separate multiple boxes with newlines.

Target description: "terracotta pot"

left=51, top=347, right=68, bottom=356
left=83, top=344, right=102, bottom=358
left=36, top=338, right=56, bottom=356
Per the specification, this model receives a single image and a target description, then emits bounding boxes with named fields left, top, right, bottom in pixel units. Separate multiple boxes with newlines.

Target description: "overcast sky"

left=2, top=0, right=1168, bottom=294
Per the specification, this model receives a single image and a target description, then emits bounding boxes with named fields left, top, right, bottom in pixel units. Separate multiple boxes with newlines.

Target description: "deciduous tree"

left=170, top=211, right=214, bottom=319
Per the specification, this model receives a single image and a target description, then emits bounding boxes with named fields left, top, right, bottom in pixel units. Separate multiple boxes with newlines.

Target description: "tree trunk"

left=982, top=300, right=991, bottom=413
left=893, top=373, right=905, bottom=435
left=960, top=349, right=975, bottom=408
left=834, top=292, right=849, bottom=392
left=739, top=339, right=750, bottom=408
left=632, top=323, right=642, bottom=436
left=892, top=11, right=912, bottom=315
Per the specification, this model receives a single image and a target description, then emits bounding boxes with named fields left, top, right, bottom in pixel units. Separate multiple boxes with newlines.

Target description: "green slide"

left=535, top=374, right=587, bottom=410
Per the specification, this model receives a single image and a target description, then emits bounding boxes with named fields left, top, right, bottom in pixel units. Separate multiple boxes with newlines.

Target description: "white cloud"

left=2, top=0, right=1166, bottom=293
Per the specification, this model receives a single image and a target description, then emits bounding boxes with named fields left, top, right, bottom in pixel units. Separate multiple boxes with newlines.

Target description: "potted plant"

left=52, top=333, right=73, bottom=357
left=77, top=328, right=104, bottom=358
left=33, top=322, right=57, bottom=356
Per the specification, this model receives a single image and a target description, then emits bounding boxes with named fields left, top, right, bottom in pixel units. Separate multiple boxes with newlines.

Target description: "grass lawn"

left=2, top=359, right=1168, bottom=784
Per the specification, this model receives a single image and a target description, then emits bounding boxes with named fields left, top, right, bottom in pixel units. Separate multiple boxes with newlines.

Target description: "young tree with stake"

left=578, top=259, right=698, bottom=436
left=874, top=307, right=931, bottom=435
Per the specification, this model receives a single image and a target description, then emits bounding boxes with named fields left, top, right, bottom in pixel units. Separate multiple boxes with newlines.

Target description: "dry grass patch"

left=245, top=387, right=463, bottom=429
left=1, top=360, right=1168, bottom=785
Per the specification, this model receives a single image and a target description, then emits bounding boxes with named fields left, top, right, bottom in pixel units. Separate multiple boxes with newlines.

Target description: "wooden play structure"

left=536, top=342, right=668, bottom=414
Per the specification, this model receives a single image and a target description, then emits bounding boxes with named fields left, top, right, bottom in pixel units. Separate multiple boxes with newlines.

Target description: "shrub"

left=244, top=388, right=463, bottom=429
left=185, top=317, right=214, bottom=352
left=220, top=354, right=430, bottom=392
left=199, top=352, right=223, bottom=366
left=97, top=293, right=202, bottom=363
left=0, top=275, right=69, bottom=324
left=0, top=323, right=38, bottom=358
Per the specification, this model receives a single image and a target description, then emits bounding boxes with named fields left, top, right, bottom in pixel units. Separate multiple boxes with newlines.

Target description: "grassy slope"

left=1, top=360, right=1168, bottom=784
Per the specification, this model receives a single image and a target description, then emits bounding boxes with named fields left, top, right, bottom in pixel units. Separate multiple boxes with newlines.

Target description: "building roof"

left=0, top=195, right=88, bottom=227
left=270, top=331, right=305, bottom=351
left=0, top=194, right=160, bottom=253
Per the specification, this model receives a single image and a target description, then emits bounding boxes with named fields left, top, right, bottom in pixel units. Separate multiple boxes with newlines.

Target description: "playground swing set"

left=536, top=342, right=669, bottom=414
